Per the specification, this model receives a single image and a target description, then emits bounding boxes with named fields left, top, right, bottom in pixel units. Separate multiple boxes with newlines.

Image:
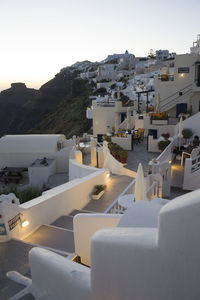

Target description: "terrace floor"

left=125, top=138, right=157, bottom=175
left=0, top=174, right=133, bottom=299
left=0, top=139, right=189, bottom=299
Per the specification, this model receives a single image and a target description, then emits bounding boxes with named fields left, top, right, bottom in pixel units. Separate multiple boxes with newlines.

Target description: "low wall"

left=69, top=158, right=101, bottom=181
left=1, top=169, right=110, bottom=241
left=111, top=135, right=132, bottom=150
left=148, top=135, right=160, bottom=153
left=103, top=142, right=136, bottom=178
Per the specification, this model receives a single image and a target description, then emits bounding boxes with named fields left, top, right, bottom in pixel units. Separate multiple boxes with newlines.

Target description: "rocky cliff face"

left=0, top=67, right=92, bottom=138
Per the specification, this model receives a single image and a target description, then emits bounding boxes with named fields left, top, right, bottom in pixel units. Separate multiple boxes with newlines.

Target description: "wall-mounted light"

left=169, top=160, right=172, bottom=164
left=20, top=214, right=29, bottom=228
left=180, top=73, right=184, bottom=78
left=21, top=219, right=29, bottom=228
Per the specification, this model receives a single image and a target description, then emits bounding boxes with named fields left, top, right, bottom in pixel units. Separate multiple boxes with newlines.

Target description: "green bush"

left=103, top=134, right=112, bottom=143
left=182, top=128, right=193, bottom=139
left=0, top=185, right=42, bottom=204
left=92, top=88, right=107, bottom=96
left=119, top=150, right=128, bottom=159
left=110, top=84, right=116, bottom=89
left=158, top=140, right=171, bottom=151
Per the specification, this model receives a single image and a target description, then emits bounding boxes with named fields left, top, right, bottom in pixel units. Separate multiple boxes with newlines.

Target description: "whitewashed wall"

left=103, top=142, right=136, bottom=178
left=0, top=145, right=73, bottom=173
left=28, top=160, right=56, bottom=189
left=1, top=169, right=110, bottom=241
left=69, top=158, right=101, bottom=181
left=111, top=135, right=132, bottom=150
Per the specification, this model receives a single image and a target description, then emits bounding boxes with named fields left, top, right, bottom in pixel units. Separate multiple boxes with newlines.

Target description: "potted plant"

left=158, top=140, right=171, bottom=151
left=119, top=150, right=128, bottom=164
left=151, top=112, right=169, bottom=125
left=92, top=185, right=106, bottom=200
left=182, top=129, right=193, bottom=140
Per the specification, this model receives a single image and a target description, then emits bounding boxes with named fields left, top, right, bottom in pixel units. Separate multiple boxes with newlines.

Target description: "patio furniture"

left=133, top=128, right=144, bottom=144
left=181, top=147, right=200, bottom=166
left=118, top=194, right=134, bottom=210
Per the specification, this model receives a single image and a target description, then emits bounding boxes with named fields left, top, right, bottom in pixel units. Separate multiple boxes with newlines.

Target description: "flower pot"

left=92, top=190, right=105, bottom=200
left=120, top=157, right=127, bottom=164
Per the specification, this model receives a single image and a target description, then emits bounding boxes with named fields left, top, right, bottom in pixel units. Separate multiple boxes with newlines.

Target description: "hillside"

left=0, top=68, right=92, bottom=138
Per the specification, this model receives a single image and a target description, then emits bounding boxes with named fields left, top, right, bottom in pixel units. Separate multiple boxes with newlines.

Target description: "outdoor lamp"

left=20, top=214, right=29, bottom=228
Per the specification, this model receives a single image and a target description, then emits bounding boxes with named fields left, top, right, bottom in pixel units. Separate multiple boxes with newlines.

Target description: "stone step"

left=51, top=215, right=74, bottom=230
left=24, top=225, right=74, bottom=254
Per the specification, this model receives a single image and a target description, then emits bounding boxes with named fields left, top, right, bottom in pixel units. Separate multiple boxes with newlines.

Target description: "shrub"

left=119, top=150, right=128, bottom=159
left=92, top=88, right=107, bottom=96
left=151, top=112, right=168, bottom=120
left=93, top=185, right=106, bottom=195
left=103, top=134, right=112, bottom=143
left=158, top=140, right=171, bottom=151
left=182, top=128, right=193, bottom=139
left=0, top=185, right=42, bottom=204
left=110, top=84, right=116, bottom=89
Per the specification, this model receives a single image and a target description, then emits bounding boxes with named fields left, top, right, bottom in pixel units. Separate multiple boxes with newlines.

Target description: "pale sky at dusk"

left=0, top=0, right=199, bottom=91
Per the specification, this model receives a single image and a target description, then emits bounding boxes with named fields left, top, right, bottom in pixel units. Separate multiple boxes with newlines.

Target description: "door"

left=195, top=62, right=200, bottom=87
left=121, top=112, right=126, bottom=123
left=176, top=103, right=187, bottom=118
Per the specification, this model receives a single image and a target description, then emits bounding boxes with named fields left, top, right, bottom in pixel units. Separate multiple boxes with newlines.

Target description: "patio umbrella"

left=126, top=107, right=131, bottom=130
left=134, top=163, right=146, bottom=201
left=156, top=93, right=161, bottom=113
left=178, top=116, right=183, bottom=150
left=115, top=116, right=119, bottom=135
left=117, top=87, right=121, bottom=100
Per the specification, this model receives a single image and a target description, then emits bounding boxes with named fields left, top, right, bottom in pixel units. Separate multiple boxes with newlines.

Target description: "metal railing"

left=157, top=135, right=178, bottom=163
left=104, top=178, right=136, bottom=214
left=104, top=176, right=162, bottom=214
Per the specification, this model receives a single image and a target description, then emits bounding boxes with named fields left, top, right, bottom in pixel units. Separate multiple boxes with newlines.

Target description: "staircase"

left=160, top=83, right=193, bottom=112
left=23, top=209, right=92, bottom=255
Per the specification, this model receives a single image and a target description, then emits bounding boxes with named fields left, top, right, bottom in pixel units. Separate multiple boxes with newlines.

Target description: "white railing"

left=104, top=178, right=136, bottom=214
left=146, top=181, right=161, bottom=201
left=157, top=135, right=178, bottom=163
left=104, top=176, right=161, bottom=214
left=191, top=154, right=200, bottom=173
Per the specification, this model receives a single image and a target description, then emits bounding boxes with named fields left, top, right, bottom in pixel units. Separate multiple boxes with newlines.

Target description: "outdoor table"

left=118, top=194, right=134, bottom=210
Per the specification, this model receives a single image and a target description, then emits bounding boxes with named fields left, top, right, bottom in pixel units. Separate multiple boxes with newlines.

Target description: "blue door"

left=176, top=103, right=187, bottom=118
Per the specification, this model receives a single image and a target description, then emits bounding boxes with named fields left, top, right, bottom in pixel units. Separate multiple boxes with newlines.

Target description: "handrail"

left=160, top=83, right=193, bottom=104
left=157, top=135, right=178, bottom=162
left=161, top=87, right=192, bottom=110
left=146, top=181, right=157, bottom=201
left=104, top=178, right=136, bottom=213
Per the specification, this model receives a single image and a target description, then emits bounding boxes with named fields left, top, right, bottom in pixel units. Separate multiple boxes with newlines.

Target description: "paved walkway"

left=125, top=138, right=158, bottom=175
left=83, top=174, right=134, bottom=213
left=171, top=159, right=184, bottom=188
left=0, top=240, right=34, bottom=300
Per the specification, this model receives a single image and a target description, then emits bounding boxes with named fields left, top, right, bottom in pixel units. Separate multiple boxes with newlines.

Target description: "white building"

left=155, top=42, right=200, bottom=117
left=156, top=49, right=169, bottom=61
left=0, top=134, right=73, bottom=173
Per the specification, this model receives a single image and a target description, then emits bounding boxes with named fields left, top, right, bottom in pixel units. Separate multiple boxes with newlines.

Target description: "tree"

left=148, top=49, right=155, bottom=59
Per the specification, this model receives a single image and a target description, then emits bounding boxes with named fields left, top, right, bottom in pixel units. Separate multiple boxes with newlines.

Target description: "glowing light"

left=106, top=173, right=110, bottom=178
left=21, top=220, right=29, bottom=228
left=180, top=73, right=184, bottom=78
left=169, top=160, right=172, bottom=164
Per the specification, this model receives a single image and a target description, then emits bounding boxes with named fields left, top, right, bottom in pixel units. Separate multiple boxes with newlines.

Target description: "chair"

left=133, top=128, right=144, bottom=144
left=181, top=147, right=200, bottom=166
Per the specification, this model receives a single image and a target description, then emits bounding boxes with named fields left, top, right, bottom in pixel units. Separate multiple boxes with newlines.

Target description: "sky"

left=0, top=0, right=199, bottom=91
